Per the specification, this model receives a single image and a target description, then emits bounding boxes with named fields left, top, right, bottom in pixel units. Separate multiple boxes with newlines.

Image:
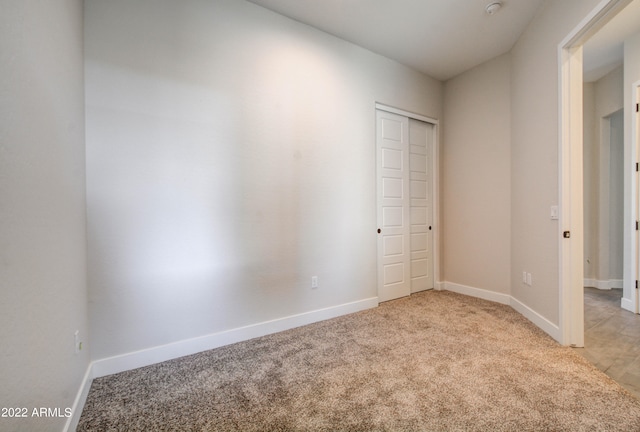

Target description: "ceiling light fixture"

left=485, top=2, right=502, bottom=15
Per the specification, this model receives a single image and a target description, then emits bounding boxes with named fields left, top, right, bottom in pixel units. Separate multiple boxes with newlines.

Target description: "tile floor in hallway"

left=572, top=287, right=640, bottom=399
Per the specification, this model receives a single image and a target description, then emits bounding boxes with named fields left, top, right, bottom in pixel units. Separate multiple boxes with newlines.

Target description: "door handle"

left=377, top=228, right=381, bottom=234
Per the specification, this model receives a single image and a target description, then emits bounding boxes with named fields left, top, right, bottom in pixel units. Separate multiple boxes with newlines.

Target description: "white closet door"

left=409, top=119, right=434, bottom=292
left=376, top=110, right=411, bottom=302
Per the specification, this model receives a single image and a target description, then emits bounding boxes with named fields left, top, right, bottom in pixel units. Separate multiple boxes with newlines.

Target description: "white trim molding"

left=442, top=282, right=511, bottom=305
left=509, top=297, right=561, bottom=342
left=630, top=80, right=640, bottom=315
left=622, top=297, right=635, bottom=313
left=66, top=284, right=567, bottom=429
left=63, top=365, right=93, bottom=432
left=65, top=297, right=379, bottom=429
left=442, top=282, right=561, bottom=343
left=92, top=297, right=378, bottom=378
left=375, top=102, right=439, bottom=125
left=583, top=278, right=623, bottom=290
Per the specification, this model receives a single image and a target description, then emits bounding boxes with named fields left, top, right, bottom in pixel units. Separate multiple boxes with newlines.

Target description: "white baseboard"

left=583, top=278, right=623, bottom=290
left=63, top=286, right=571, bottom=429
left=584, top=278, right=634, bottom=316
left=509, top=296, right=561, bottom=342
left=609, top=279, right=623, bottom=289
left=64, top=296, right=378, bottom=430
left=621, top=297, right=635, bottom=313
left=441, top=281, right=561, bottom=343
left=435, top=281, right=445, bottom=291
left=442, top=281, right=511, bottom=305
left=92, top=297, right=379, bottom=378
left=63, top=363, right=93, bottom=432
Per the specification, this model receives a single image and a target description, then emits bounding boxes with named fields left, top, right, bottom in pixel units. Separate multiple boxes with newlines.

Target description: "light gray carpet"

left=78, top=291, right=640, bottom=431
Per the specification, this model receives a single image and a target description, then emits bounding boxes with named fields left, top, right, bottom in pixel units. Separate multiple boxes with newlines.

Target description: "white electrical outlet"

left=522, top=271, right=527, bottom=283
left=526, top=273, right=532, bottom=286
left=311, top=276, right=318, bottom=289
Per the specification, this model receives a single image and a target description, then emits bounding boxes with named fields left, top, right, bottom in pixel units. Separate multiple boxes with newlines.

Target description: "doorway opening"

left=560, top=0, right=638, bottom=347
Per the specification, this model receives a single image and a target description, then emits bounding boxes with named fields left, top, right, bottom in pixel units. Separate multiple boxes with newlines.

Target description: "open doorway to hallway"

left=583, top=85, right=624, bottom=295
left=570, top=0, right=640, bottom=397
left=581, top=0, right=640, bottom=313
left=560, top=0, right=640, bottom=347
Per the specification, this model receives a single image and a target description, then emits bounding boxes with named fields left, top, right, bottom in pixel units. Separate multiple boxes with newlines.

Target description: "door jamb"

left=630, top=81, right=640, bottom=314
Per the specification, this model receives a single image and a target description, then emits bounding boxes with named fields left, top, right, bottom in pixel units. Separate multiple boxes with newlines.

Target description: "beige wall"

left=510, top=0, right=603, bottom=325
left=442, top=53, right=511, bottom=294
left=0, top=1, right=89, bottom=431
left=85, top=0, right=443, bottom=360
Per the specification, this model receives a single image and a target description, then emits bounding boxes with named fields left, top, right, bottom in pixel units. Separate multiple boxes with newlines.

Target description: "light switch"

left=550, top=205, right=559, bottom=220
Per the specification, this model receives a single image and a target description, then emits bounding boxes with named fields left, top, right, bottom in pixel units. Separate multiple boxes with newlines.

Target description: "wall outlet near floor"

left=523, top=271, right=532, bottom=286
left=526, top=273, right=532, bottom=286
left=311, top=276, right=318, bottom=289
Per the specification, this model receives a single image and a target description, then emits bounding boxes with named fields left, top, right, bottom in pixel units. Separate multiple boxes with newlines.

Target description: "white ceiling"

left=246, top=0, right=640, bottom=83
left=583, top=0, right=640, bottom=82
left=246, top=0, right=544, bottom=81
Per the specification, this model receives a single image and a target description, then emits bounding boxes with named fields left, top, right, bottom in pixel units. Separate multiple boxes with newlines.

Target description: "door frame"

left=558, top=0, right=634, bottom=346
left=632, top=81, right=640, bottom=313
left=375, top=103, right=441, bottom=296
